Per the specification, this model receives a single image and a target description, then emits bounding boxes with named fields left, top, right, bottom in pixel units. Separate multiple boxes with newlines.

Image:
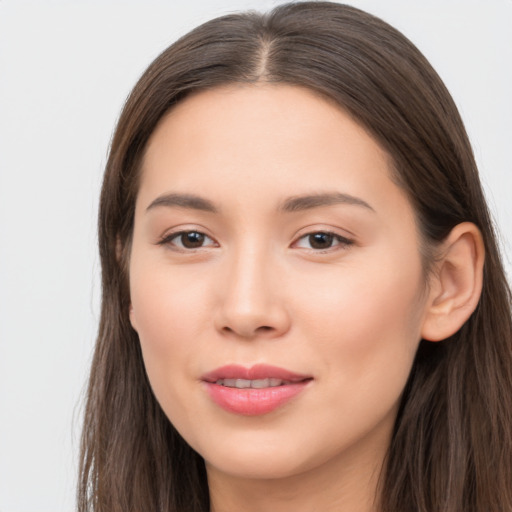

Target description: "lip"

left=201, top=364, right=313, bottom=416
left=202, top=364, right=311, bottom=383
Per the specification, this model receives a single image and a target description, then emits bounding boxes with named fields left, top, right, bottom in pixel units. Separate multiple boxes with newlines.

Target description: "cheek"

left=294, top=249, right=425, bottom=388
left=129, top=258, right=210, bottom=389
left=283, top=257, right=425, bottom=459
left=129, top=267, right=212, bottom=440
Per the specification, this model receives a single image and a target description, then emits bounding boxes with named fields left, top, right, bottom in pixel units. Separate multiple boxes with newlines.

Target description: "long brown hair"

left=78, top=3, right=512, bottom=511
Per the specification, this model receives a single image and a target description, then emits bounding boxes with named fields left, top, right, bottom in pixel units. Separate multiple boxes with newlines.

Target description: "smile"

left=202, top=364, right=313, bottom=416
left=215, top=378, right=289, bottom=388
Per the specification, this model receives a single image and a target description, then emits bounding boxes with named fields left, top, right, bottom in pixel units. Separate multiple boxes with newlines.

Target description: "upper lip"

left=201, top=364, right=312, bottom=383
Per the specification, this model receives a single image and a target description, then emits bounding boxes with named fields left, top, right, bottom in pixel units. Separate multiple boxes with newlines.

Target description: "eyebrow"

left=146, top=193, right=218, bottom=213
left=279, top=192, right=375, bottom=213
left=145, top=191, right=375, bottom=215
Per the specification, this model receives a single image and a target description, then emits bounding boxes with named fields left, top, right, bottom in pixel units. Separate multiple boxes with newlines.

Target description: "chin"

left=206, top=452, right=308, bottom=481
left=195, top=427, right=335, bottom=482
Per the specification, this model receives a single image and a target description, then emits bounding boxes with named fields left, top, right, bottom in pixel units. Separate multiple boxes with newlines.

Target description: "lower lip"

left=204, top=381, right=310, bottom=416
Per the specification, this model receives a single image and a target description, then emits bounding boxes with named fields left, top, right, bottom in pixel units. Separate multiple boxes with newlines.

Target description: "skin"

left=128, top=84, right=447, bottom=511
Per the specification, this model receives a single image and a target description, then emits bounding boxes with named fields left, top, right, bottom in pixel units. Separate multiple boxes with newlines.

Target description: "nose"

left=214, top=247, right=291, bottom=340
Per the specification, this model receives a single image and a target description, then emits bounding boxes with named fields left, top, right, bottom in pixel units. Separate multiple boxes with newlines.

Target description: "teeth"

left=215, top=378, right=286, bottom=388
left=251, top=378, right=270, bottom=389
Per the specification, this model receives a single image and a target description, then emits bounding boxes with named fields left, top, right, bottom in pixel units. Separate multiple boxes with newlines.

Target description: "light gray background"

left=0, top=1, right=510, bottom=511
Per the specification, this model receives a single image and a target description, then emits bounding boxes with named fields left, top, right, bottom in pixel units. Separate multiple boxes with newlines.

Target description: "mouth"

left=202, top=363, right=312, bottom=383
left=214, top=377, right=295, bottom=388
left=201, top=364, right=313, bottom=416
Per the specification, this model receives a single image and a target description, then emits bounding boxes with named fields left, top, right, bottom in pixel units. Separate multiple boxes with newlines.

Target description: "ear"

left=129, top=304, right=138, bottom=332
left=116, top=235, right=137, bottom=330
left=421, top=222, right=485, bottom=342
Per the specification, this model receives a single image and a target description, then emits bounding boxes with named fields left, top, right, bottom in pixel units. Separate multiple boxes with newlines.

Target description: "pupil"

left=309, top=232, right=333, bottom=249
left=182, top=232, right=204, bottom=248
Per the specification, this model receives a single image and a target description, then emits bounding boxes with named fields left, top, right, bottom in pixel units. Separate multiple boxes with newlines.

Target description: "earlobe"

left=421, top=222, right=485, bottom=342
left=129, top=304, right=138, bottom=332
left=118, top=236, right=136, bottom=331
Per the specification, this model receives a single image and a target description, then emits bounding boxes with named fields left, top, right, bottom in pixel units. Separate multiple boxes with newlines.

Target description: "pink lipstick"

left=201, top=364, right=312, bottom=416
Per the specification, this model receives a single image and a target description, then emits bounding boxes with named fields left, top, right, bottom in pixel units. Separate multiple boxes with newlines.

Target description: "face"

left=129, top=84, right=430, bottom=482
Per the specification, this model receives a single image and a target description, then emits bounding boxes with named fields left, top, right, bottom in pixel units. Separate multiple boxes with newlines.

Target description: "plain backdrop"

left=0, top=1, right=510, bottom=511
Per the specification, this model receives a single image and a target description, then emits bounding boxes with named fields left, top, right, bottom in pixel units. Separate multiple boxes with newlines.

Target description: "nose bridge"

left=230, top=243, right=270, bottom=307
left=216, top=238, right=289, bottom=338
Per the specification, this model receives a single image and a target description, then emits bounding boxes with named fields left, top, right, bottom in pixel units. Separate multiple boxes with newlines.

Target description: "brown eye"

left=294, top=231, right=354, bottom=251
left=180, top=231, right=205, bottom=248
left=308, top=232, right=334, bottom=249
left=160, top=230, right=216, bottom=250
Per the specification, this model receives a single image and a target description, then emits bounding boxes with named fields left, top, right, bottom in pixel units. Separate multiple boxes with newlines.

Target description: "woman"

left=78, top=2, right=512, bottom=511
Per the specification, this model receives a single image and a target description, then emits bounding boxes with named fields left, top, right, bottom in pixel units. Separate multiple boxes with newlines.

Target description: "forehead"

left=138, top=83, right=412, bottom=223
left=143, top=83, right=382, bottom=161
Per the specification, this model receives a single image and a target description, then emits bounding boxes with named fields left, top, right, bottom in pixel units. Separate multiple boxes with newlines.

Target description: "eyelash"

left=293, top=231, right=354, bottom=252
left=158, top=230, right=218, bottom=250
left=158, top=230, right=354, bottom=253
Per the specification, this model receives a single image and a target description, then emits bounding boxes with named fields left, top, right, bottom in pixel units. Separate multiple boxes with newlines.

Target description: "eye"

left=294, top=231, right=353, bottom=251
left=160, top=230, right=217, bottom=250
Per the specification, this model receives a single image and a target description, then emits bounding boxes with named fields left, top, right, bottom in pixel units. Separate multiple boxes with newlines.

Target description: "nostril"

left=220, top=324, right=275, bottom=338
